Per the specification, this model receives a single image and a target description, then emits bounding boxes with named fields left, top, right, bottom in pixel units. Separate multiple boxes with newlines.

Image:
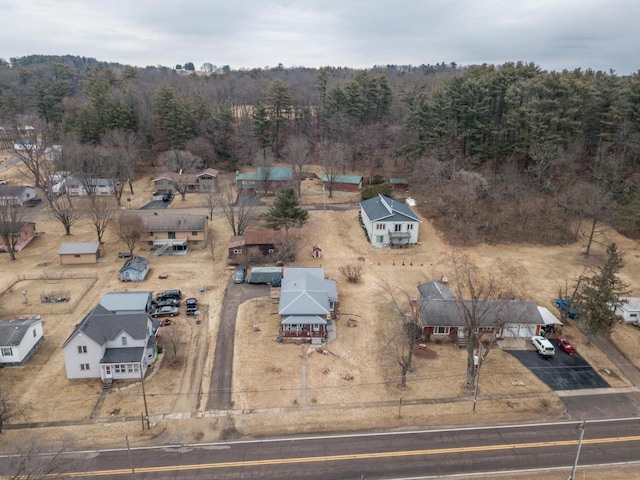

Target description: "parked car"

left=151, top=306, right=179, bottom=317
left=155, top=298, right=180, bottom=308
left=558, top=337, right=576, bottom=355
left=531, top=335, right=555, bottom=356
left=25, top=197, right=42, bottom=207
left=162, top=193, right=173, bottom=202
left=234, top=266, right=247, bottom=284
left=185, top=297, right=197, bottom=307
left=555, top=298, right=579, bottom=319
left=156, top=290, right=182, bottom=301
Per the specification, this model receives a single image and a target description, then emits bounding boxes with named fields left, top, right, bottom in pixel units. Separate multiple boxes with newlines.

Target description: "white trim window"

left=376, top=235, right=384, bottom=243
left=1, top=347, right=12, bottom=356
left=78, top=345, right=87, bottom=354
left=433, top=326, right=450, bottom=334
left=80, top=363, right=90, bottom=370
left=376, top=223, right=386, bottom=230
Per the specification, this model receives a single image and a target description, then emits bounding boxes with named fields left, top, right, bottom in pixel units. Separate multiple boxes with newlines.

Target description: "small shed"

left=615, top=298, right=640, bottom=323
left=119, top=256, right=150, bottom=282
left=58, top=242, right=102, bottom=264
left=246, top=267, right=283, bottom=286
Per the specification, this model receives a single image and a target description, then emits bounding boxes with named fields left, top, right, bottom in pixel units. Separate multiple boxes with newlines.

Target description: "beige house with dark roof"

left=142, top=214, right=208, bottom=253
left=152, top=168, right=219, bottom=194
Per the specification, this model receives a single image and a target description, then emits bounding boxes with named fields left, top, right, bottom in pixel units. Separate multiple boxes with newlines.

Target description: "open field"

left=1, top=152, right=640, bottom=455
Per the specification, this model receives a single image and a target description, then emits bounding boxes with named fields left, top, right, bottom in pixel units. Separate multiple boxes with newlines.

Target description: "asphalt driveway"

left=140, top=199, right=171, bottom=210
left=507, top=348, right=610, bottom=391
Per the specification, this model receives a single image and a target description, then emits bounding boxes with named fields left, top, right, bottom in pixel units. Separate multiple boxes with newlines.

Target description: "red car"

left=558, top=337, right=576, bottom=355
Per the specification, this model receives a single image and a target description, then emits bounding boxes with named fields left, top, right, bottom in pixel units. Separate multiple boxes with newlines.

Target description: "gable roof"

left=360, top=194, right=421, bottom=223
left=119, top=256, right=149, bottom=273
left=58, top=242, right=101, bottom=255
left=236, top=166, right=293, bottom=182
left=0, top=316, right=41, bottom=346
left=619, top=297, right=640, bottom=311
left=417, top=281, right=456, bottom=300
left=322, top=174, right=363, bottom=184
left=416, top=298, right=543, bottom=328
left=62, top=304, right=154, bottom=348
left=99, top=292, right=152, bottom=312
left=197, top=168, right=219, bottom=178
left=229, top=230, right=285, bottom=249
left=282, top=268, right=338, bottom=301
left=0, top=185, right=34, bottom=197
left=278, top=267, right=338, bottom=317
left=142, top=214, right=206, bottom=232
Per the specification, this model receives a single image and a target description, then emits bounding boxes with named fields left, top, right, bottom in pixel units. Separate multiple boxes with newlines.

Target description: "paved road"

left=207, top=279, right=269, bottom=410
left=5, top=417, right=639, bottom=479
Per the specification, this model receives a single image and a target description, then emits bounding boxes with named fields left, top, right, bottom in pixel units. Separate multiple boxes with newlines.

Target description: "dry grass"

left=1, top=151, right=640, bottom=451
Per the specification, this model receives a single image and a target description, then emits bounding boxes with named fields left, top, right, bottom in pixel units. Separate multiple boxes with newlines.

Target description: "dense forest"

left=1, top=55, right=639, bottom=245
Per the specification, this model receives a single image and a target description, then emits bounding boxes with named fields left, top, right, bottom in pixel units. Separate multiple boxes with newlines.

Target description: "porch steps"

left=101, top=379, right=113, bottom=392
left=153, top=244, right=172, bottom=256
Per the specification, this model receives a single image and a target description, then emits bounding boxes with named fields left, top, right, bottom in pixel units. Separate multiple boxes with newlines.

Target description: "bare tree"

left=206, top=227, right=217, bottom=260
left=318, top=140, right=347, bottom=198
left=116, top=213, right=145, bottom=256
left=447, top=250, right=520, bottom=390
left=6, top=433, right=78, bottom=479
left=379, top=281, right=421, bottom=389
left=219, top=180, right=258, bottom=236
left=0, top=389, right=26, bottom=433
left=47, top=195, right=80, bottom=236
left=11, top=120, right=54, bottom=191
left=201, top=189, right=217, bottom=219
left=0, top=202, right=28, bottom=261
left=253, top=151, right=275, bottom=196
left=85, top=196, right=117, bottom=243
left=339, top=264, right=363, bottom=283
left=101, top=129, right=140, bottom=198
left=283, top=135, right=311, bottom=197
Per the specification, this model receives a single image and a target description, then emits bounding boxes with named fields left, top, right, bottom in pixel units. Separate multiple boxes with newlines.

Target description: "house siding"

left=60, top=252, right=99, bottom=264
left=0, top=320, right=44, bottom=366
left=63, top=334, right=104, bottom=379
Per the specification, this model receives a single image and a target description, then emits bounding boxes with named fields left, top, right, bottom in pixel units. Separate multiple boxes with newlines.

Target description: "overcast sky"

left=1, top=0, right=639, bottom=74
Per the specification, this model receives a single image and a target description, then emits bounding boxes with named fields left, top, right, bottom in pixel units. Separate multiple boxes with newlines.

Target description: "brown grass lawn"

left=1, top=151, right=640, bottom=453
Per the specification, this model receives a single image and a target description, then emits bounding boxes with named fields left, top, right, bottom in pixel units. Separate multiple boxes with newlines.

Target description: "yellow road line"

left=43, top=435, right=640, bottom=477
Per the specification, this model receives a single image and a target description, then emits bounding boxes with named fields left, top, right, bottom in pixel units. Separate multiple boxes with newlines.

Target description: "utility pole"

left=125, top=436, right=137, bottom=479
left=472, top=343, right=483, bottom=412
left=568, top=420, right=586, bottom=480
left=140, top=363, right=150, bottom=430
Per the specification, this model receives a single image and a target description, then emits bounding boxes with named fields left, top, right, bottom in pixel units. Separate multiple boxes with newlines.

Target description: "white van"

left=531, top=335, right=555, bottom=356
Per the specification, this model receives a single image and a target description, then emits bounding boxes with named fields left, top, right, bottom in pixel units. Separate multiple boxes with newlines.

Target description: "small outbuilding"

left=119, top=256, right=150, bottom=282
left=58, top=242, right=102, bottom=264
left=390, top=178, right=409, bottom=191
left=245, top=267, right=283, bottom=286
left=615, top=298, right=640, bottom=324
left=0, top=315, right=44, bottom=366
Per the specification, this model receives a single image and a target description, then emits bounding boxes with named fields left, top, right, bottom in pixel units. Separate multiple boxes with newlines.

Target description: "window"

left=121, top=337, right=128, bottom=346
left=149, top=232, right=153, bottom=236
left=80, top=363, right=90, bottom=371
left=192, top=241, right=199, bottom=245
left=233, top=249, right=242, bottom=255
left=630, top=313, right=638, bottom=318
left=74, top=254, right=81, bottom=258
left=1, top=347, right=12, bottom=356
left=407, top=224, right=414, bottom=230
left=376, top=235, right=384, bottom=243
left=376, top=223, right=386, bottom=230
left=192, top=231, right=198, bottom=236
left=77, top=345, right=87, bottom=354
left=394, top=224, right=402, bottom=232
left=433, top=326, right=450, bottom=334
left=33, top=329, right=37, bottom=337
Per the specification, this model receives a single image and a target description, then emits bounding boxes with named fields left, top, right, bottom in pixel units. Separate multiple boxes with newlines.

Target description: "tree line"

left=1, top=56, right=639, bottom=245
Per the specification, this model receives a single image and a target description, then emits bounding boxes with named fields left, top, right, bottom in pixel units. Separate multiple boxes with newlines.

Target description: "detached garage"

left=59, top=242, right=102, bottom=265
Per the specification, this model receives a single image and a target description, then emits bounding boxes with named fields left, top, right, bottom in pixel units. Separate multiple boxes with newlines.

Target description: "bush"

left=361, top=183, right=392, bottom=200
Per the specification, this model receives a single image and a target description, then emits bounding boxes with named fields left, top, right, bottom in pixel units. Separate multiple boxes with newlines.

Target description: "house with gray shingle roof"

left=411, top=280, right=561, bottom=344
left=278, top=267, right=338, bottom=344
left=0, top=185, right=37, bottom=206
left=61, top=304, right=160, bottom=380
left=0, top=316, right=44, bottom=366
left=119, top=256, right=150, bottom=282
left=142, top=214, right=208, bottom=252
left=359, top=194, right=421, bottom=248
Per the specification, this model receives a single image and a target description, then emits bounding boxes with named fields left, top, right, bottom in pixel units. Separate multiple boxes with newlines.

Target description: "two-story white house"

left=0, top=316, right=44, bottom=366
left=359, top=194, right=421, bottom=248
left=61, top=304, right=160, bottom=381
